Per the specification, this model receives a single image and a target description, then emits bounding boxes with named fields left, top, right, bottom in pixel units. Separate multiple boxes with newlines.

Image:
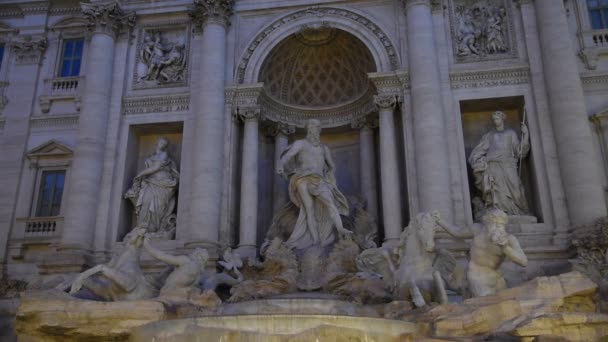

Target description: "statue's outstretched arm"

left=143, top=238, right=187, bottom=266
left=504, top=235, right=528, bottom=267
left=436, top=219, right=474, bottom=239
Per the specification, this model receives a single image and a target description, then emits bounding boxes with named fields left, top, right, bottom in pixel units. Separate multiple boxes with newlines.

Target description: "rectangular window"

left=36, top=170, right=66, bottom=217
left=588, top=0, right=608, bottom=29
left=59, top=38, right=83, bottom=77
left=0, top=44, right=4, bottom=70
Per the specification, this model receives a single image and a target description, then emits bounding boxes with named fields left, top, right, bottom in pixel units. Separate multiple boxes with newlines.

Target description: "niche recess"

left=459, top=96, right=541, bottom=222
left=118, top=122, right=184, bottom=240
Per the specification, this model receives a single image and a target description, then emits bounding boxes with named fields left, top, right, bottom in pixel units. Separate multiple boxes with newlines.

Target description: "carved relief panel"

left=133, top=24, right=190, bottom=89
left=449, top=0, right=516, bottom=63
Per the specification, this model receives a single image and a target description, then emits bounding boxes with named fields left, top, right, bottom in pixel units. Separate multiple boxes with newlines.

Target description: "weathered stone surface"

left=16, top=290, right=165, bottom=341
left=130, top=314, right=421, bottom=342
left=404, top=272, right=602, bottom=339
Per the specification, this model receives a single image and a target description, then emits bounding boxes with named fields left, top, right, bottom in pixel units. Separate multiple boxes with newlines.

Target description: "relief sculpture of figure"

left=468, top=110, right=530, bottom=216
left=277, top=119, right=352, bottom=250
left=435, top=208, right=528, bottom=297
left=125, top=137, right=179, bottom=238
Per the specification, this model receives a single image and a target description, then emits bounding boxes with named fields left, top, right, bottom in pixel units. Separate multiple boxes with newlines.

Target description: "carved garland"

left=236, top=6, right=400, bottom=84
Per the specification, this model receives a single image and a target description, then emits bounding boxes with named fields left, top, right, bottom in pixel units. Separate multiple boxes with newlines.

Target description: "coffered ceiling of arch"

left=259, top=28, right=376, bottom=108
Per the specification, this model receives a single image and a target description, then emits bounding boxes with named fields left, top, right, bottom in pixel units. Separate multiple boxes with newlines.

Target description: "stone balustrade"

left=39, top=76, right=83, bottom=113
left=15, top=216, right=63, bottom=239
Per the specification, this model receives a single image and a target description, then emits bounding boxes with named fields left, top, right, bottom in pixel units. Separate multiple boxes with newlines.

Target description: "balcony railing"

left=39, top=76, right=83, bottom=114
left=583, top=29, right=608, bottom=48
left=16, top=216, right=63, bottom=239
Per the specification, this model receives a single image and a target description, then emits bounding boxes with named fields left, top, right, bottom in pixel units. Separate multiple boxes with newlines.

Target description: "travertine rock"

left=16, top=290, right=165, bottom=341
left=406, top=272, right=602, bottom=339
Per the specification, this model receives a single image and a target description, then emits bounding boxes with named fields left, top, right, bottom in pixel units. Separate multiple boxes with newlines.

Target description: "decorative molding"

left=351, top=114, right=378, bottom=130
left=449, top=67, right=530, bottom=89
left=9, top=35, right=47, bottom=64
left=237, top=105, right=261, bottom=122
left=373, top=95, right=398, bottom=110
left=30, top=115, right=79, bottom=129
left=80, top=2, right=136, bottom=38
left=122, top=93, right=190, bottom=115
left=403, top=0, right=432, bottom=10
left=581, top=73, right=608, bottom=90
left=236, top=6, right=400, bottom=84
left=259, top=87, right=376, bottom=128
left=368, top=71, right=409, bottom=97
left=26, top=140, right=74, bottom=159
left=20, top=2, right=48, bottom=15
left=49, top=7, right=81, bottom=16
left=0, top=7, right=24, bottom=19
left=265, top=122, right=296, bottom=137
left=448, top=0, right=517, bottom=63
left=579, top=48, right=599, bottom=70
left=189, top=0, right=235, bottom=33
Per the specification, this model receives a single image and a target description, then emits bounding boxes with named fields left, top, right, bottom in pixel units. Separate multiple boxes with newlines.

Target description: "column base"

left=234, top=245, right=257, bottom=259
left=39, top=244, right=96, bottom=274
left=183, top=240, right=221, bottom=258
left=382, top=238, right=400, bottom=248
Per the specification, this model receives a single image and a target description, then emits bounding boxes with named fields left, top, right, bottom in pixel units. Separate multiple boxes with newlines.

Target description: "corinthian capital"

left=9, top=35, right=47, bottom=65
left=266, top=122, right=295, bottom=137
left=189, top=0, right=235, bottom=30
left=351, top=114, right=379, bottom=130
left=373, top=95, right=397, bottom=111
left=81, top=2, right=136, bottom=38
left=236, top=105, right=261, bottom=122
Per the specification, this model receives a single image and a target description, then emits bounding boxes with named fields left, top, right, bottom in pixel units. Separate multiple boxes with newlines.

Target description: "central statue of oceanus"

left=277, top=119, right=353, bottom=250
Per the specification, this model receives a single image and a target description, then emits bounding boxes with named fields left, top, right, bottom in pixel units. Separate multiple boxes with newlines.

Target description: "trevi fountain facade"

left=0, top=0, right=608, bottom=340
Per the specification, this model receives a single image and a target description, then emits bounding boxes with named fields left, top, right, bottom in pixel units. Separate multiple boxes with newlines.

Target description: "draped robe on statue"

left=468, top=128, right=530, bottom=216
left=280, top=143, right=349, bottom=250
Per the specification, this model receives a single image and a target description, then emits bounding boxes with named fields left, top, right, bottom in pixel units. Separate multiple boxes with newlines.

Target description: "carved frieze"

left=81, top=2, right=136, bottom=38
left=449, top=67, right=529, bottom=89
left=9, top=35, right=47, bottom=65
left=134, top=24, right=190, bottom=89
left=449, top=0, right=516, bottom=63
left=122, top=94, right=190, bottom=115
left=189, top=0, right=235, bottom=32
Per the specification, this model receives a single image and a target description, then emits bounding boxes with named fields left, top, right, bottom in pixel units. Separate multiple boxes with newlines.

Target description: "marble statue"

left=138, top=31, right=186, bottom=84
left=200, top=248, right=244, bottom=291
left=435, top=208, right=528, bottom=297
left=277, top=119, right=352, bottom=250
left=142, top=237, right=208, bottom=303
left=468, top=111, right=530, bottom=216
left=125, top=137, right=179, bottom=238
left=393, top=212, right=448, bottom=307
left=69, top=227, right=157, bottom=301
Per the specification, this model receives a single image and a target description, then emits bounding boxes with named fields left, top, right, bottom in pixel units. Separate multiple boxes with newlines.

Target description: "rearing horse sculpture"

left=393, top=211, right=448, bottom=307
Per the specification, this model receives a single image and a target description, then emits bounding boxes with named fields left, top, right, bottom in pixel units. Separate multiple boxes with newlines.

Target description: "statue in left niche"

left=125, top=137, right=179, bottom=239
left=138, top=31, right=186, bottom=85
left=68, top=227, right=158, bottom=301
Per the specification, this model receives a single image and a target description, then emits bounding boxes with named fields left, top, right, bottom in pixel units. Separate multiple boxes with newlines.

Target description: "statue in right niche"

left=468, top=110, right=530, bottom=216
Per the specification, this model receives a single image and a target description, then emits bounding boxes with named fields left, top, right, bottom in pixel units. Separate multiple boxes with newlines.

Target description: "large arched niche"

left=259, top=27, right=376, bottom=108
left=236, top=6, right=400, bottom=85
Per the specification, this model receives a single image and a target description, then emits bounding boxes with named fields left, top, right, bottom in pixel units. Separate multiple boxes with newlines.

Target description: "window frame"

left=34, top=169, right=67, bottom=217
left=582, top=0, right=608, bottom=31
left=57, top=37, right=84, bottom=78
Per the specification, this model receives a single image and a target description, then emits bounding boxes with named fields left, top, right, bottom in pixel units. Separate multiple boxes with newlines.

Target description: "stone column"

left=237, top=106, right=260, bottom=257
left=374, top=96, right=402, bottom=244
left=352, top=115, right=379, bottom=221
left=188, top=0, right=234, bottom=248
left=270, top=123, right=295, bottom=215
left=404, top=0, right=453, bottom=220
left=61, top=3, right=134, bottom=255
left=534, top=0, right=607, bottom=225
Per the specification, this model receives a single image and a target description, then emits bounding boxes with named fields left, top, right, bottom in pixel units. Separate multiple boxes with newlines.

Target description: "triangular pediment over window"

left=26, top=140, right=73, bottom=159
